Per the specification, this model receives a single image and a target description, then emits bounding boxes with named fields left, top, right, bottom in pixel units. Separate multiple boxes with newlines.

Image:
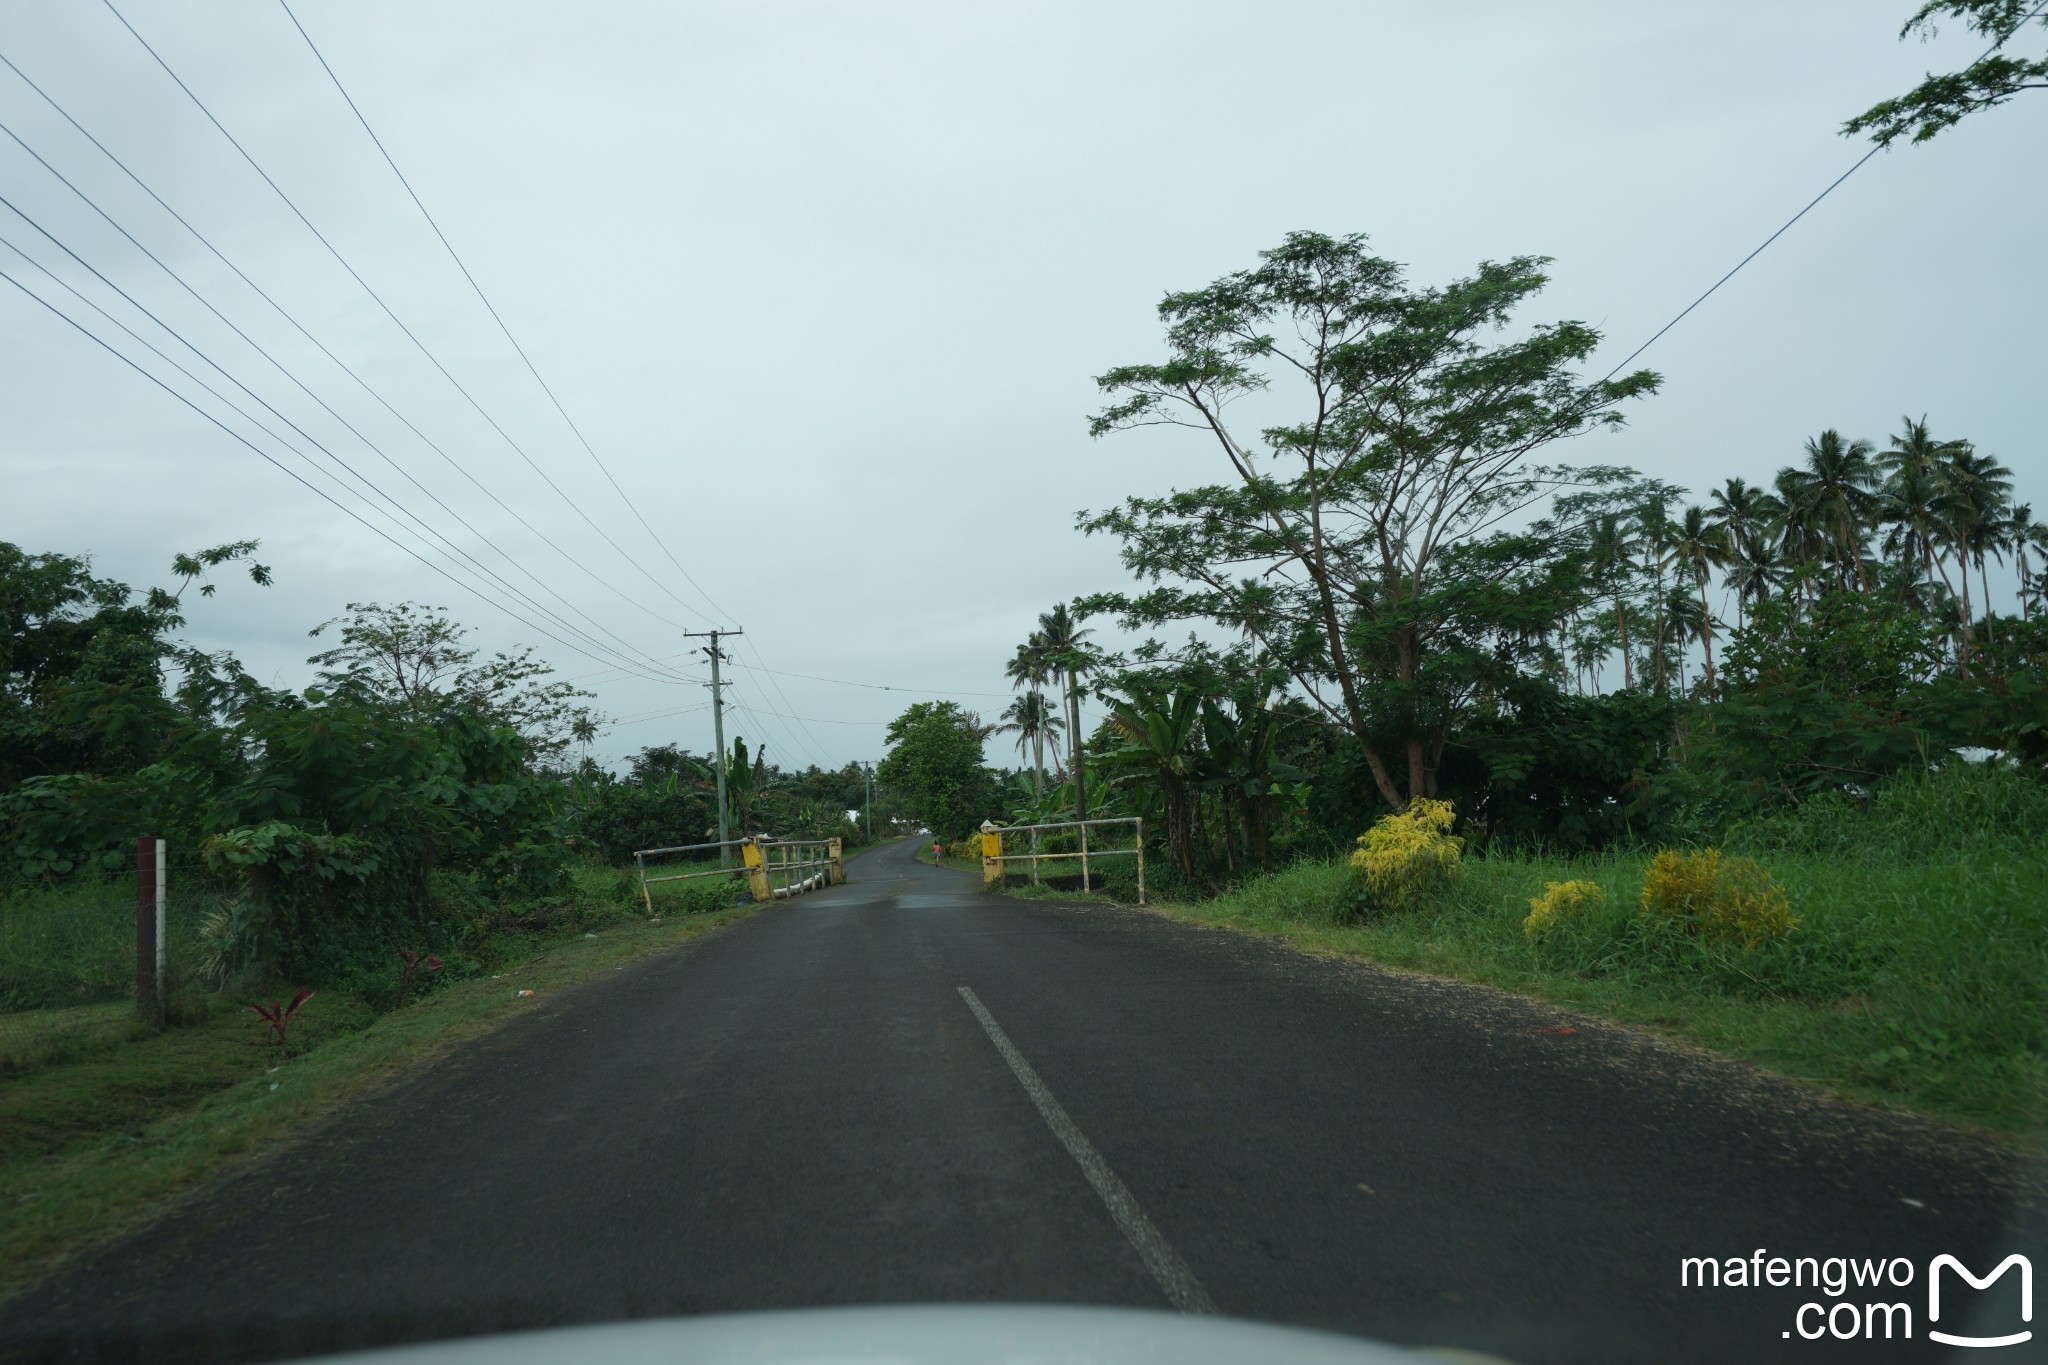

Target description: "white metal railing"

left=979, top=816, right=1144, bottom=904
left=632, top=838, right=752, bottom=914
left=632, top=835, right=843, bottom=911
left=757, top=837, right=835, bottom=899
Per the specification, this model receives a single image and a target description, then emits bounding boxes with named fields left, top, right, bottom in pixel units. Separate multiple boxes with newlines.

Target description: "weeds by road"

left=998, top=771, right=2048, bottom=1149
left=0, top=871, right=757, bottom=1303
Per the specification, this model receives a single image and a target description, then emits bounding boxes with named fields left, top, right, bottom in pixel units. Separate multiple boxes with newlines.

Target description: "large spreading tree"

left=1080, top=231, right=1659, bottom=810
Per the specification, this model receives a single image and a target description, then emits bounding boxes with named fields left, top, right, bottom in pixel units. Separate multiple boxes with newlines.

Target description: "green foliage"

left=1445, top=682, right=1678, bottom=851
left=570, top=770, right=714, bottom=864
left=1683, top=585, right=2047, bottom=816
left=1083, top=230, right=1659, bottom=809
left=1844, top=1, right=2048, bottom=146
left=877, top=701, right=999, bottom=840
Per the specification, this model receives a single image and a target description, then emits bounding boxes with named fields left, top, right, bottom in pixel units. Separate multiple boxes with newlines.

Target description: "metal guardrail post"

left=1080, top=823, right=1090, bottom=892
left=635, top=851, right=655, bottom=915
left=1136, top=816, right=1145, bottom=905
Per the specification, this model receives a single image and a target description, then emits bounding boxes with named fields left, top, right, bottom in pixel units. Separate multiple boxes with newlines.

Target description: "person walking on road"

left=932, top=838, right=941, bottom=866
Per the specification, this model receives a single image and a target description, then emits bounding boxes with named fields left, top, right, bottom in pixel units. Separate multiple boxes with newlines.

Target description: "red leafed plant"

left=396, top=949, right=444, bottom=1005
left=248, top=988, right=315, bottom=1058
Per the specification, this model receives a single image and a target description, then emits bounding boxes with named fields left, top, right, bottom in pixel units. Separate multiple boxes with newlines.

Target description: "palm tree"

left=1005, top=633, right=1054, bottom=784
left=1880, top=415, right=1970, bottom=591
left=1668, top=505, right=1727, bottom=694
left=1771, top=467, right=1827, bottom=610
left=1636, top=495, right=1676, bottom=690
left=1940, top=446, right=2014, bottom=650
left=1588, top=514, right=1637, bottom=690
left=996, top=691, right=1062, bottom=801
left=1035, top=603, right=1099, bottom=820
left=2008, top=503, right=2042, bottom=620
left=1878, top=455, right=1960, bottom=611
left=1706, top=478, right=1784, bottom=634
left=1799, top=429, right=1881, bottom=593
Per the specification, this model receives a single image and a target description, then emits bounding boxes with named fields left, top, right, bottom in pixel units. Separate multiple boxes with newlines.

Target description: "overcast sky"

left=2, top=0, right=2041, bottom=774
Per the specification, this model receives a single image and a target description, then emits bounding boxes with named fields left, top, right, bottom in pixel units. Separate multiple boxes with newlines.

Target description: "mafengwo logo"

left=1679, top=1250, right=2031, bottom=1346
left=1929, top=1254, right=2032, bottom=1350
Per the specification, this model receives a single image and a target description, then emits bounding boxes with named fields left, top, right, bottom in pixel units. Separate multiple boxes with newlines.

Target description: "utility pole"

left=686, top=627, right=743, bottom=865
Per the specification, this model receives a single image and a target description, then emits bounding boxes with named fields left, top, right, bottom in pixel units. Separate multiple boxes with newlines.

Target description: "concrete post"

left=980, top=822, right=1002, bottom=885
left=741, top=839, right=772, bottom=901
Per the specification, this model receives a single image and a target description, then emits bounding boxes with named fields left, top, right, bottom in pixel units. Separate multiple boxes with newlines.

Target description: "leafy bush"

left=1348, top=798, right=1464, bottom=914
left=1523, top=879, right=1605, bottom=937
left=1638, top=848, right=1797, bottom=948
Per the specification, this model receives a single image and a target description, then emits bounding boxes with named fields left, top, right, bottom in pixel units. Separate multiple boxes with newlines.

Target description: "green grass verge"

left=0, top=891, right=757, bottom=1303
left=997, top=776, right=2048, bottom=1149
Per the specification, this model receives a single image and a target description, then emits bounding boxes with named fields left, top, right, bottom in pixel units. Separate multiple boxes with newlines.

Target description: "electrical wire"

left=0, top=220, right=687, bottom=687
left=1600, top=0, right=2048, bottom=381
left=100, top=0, right=712, bottom=629
left=724, top=658, right=1014, bottom=698
left=0, top=252, right=691, bottom=681
left=267, top=4, right=843, bottom=769
left=0, top=130, right=701, bottom=686
left=276, top=0, right=729, bottom=627
left=0, top=47, right=709, bottom=648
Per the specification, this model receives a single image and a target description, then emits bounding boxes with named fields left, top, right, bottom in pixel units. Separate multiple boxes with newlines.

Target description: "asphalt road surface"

left=3, top=838, right=2039, bottom=1363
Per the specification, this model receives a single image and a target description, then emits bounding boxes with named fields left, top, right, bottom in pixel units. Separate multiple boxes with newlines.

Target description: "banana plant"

left=1105, top=683, right=1203, bottom=875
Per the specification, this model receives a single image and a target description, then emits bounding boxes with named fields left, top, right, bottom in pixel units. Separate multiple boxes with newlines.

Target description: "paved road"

left=3, top=839, right=2038, bottom=1363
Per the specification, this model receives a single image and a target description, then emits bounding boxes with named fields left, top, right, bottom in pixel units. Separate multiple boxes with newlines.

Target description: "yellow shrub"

left=1638, top=848, right=1797, bottom=948
left=1523, top=879, right=1605, bottom=937
left=1349, top=798, right=1463, bottom=912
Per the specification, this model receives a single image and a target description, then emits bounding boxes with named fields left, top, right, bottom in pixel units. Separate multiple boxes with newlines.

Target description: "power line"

left=0, top=253, right=688, bottom=681
left=0, top=46, right=707, bottom=646
left=0, top=220, right=685, bottom=687
left=724, top=694, right=889, bottom=727
left=725, top=658, right=1014, bottom=698
left=267, top=4, right=842, bottom=771
left=275, top=0, right=729, bottom=626
left=1600, top=0, right=2048, bottom=382
left=100, top=0, right=713, bottom=628
left=0, top=122, right=699, bottom=686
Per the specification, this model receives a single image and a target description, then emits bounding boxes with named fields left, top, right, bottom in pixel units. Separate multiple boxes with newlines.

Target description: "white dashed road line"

left=956, top=984, right=1218, bottom=1315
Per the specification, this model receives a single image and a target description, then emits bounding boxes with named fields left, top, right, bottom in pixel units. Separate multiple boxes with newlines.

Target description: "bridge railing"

left=633, top=835, right=844, bottom=910
left=976, top=816, right=1144, bottom=904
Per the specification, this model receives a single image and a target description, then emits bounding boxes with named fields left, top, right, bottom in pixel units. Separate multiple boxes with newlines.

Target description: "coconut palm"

left=2008, top=503, right=2043, bottom=620
left=1771, top=467, right=1828, bottom=608
left=1035, top=603, right=1100, bottom=820
left=1588, top=514, right=1637, bottom=689
left=995, top=690, right=1062, bottom=800
left=1668, top=504, right=1727, bottom=694
left=1940, top=446, right=2014, bottom=649
left=1798, top=429, right=1881, bottom=593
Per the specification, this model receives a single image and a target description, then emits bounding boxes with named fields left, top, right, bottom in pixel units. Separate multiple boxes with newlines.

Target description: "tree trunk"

left=1030, top=692, right=1044, bottom=800
left=1979, top=557, right=1997, bottom=644
left=1614, top=596, right=1634, bottom=689
left=1697, top=578, right=1717, bottom=696
left=1068, top=673, right=1088, bottom=822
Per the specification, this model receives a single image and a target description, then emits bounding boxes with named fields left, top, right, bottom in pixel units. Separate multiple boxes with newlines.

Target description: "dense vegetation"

left=874, top=231, right=2045, bottom=1135
left=0, top=544, right=879, bottom=1016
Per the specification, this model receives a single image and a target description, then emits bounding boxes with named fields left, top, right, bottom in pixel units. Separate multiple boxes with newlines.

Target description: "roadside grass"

left=0, top=871, right=758, bottom=1303
left=1004, top=770, right=2048, bottom=1147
